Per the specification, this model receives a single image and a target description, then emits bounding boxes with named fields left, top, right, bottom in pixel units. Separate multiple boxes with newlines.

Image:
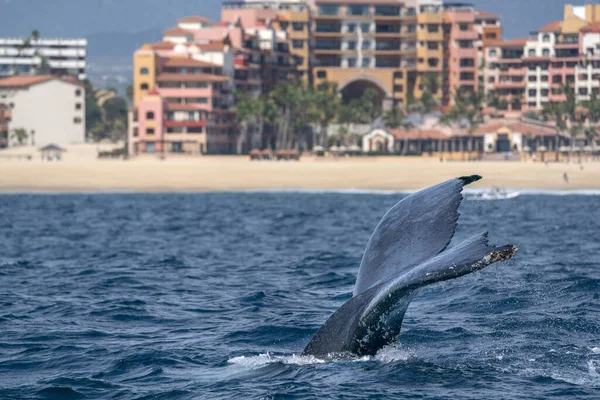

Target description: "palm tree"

left=11, top=128, right=28, bottom=146
left=584, top=126, right=598, bottom=152
left=314, top=81, right=340, bottom=147
left=383, top=104, right=414, bottom=155
left=447, top=88, right=485, bottom=160
left=569, top=123, right=583, bottom=163
left=233, top=91, right=259, bottom=154
left=541, top=101, right=567, bottom=161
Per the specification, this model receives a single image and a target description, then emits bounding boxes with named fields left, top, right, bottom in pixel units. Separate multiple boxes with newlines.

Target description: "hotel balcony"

left=417, top=47, right=443, bottom=59
left=496, top=80, right=527, bottom=89
left=453, top=30, right=478, bottom=40
left=419, top=30, right=444, bottom=42
left=417, top=13, right=444, bottom=24
left=164, top=120, right=207, bottom=128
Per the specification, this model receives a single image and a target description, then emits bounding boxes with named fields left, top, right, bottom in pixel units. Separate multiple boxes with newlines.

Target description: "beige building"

left=0, top=75, right=86, bottom=147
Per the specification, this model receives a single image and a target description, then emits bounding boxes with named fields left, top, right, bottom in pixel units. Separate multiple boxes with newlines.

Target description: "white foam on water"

left=590, top=347, right=600, bottom=354
left=227, top=345, right=412, bottom=368
left=227, top=352, right=327, bottom=367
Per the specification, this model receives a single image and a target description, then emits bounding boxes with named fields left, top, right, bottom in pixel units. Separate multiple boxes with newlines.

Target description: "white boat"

left=468, top=187, right=520, bottom=201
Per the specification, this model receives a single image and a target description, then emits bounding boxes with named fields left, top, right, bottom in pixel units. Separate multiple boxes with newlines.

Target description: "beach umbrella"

left=559, top=146, right=570, bottom=152
left=338, top=145, right=348, bottom=152
left=538, top=146, right=548, bottom=152
left=313, top=145, right=325, bottom=152
left=572, top=146, right=582, bottom=152
left=522, top=146, right=532, bottom=152
left=583, top=146, right=594, bottom=152
left=348, top=145, right=361, bottom=152
left=329, top=146, right=340, bottom=152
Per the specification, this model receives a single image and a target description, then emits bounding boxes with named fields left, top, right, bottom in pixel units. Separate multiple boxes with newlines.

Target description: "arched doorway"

left=339, top=75, right=392, bottom=110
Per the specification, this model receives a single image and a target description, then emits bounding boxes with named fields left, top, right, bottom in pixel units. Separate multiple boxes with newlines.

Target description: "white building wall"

left=1, top=80, right=85, bottom=147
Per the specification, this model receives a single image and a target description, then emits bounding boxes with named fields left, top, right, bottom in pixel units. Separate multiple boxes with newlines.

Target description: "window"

left=394, top=71, right=403, bottom=79
left=427, top=42, right=439, bottom=50
left=541, top=75, right=549, bottom=82
left=347, top=40, right=357, bottom=50
left=133, top=127, right=139, bottom=137
left=188, top=127, right=203, bottom=133
left=579, top=88, right=589, bottom=95
left=394, top=84, right=404, bottom=92
left=75, top=89, right=82, bottom=97
left=427, top=24, right=439, bottom=33
left=488, top=77, right=495, bottom=83
left=292, top=40, right=304, bottom=49
left=319, top=5, right=339, bottom=15
left=73, top=117, right=82, bottom=124
left=348, top=6, right=369, bottom=16
left=542, top=34, right=550, bottom=42
left=147, top=128, right=155, bottom=135
left=361, top=23, right=371, bottom=33
left=75, top=103, right=82, bottom=110
left=362, top=40, right=371, bottom=50
left=459, top=24, right=469, bottom=31
left=347, top=57, right=357, bottom=68
left=140, top=67, right=149, bottom=75
left=528, top=49, right=535, bottom=57
left=141, top=83, right=149, bottom=90
left=362, top=57, right=371, bottom=68
left=485, top=32, right=497, bottom=39
left=541, top=89, right=549, bottom=96
left=528, top=89, right=537, bottom=96
left=317, top=70, right=327, bottom=78
left=542, top=48, right=550, bottom=57
left=460, top=58, right=475, bottom=67
left=489, top=49, right=497, bottom=57
left=292, top=22, right=303, bottom=31
left=347, top=23, right=357, bottom=33
left=146, top=111, right=155, bottom=120
left=528, top=76, right=537, bottom=82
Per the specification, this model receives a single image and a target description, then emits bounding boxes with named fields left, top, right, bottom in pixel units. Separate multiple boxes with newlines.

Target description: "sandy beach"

left=1, top=145, right=599, bottom=192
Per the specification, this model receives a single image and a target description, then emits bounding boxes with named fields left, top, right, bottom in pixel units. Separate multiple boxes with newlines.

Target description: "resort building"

left=362, top=119, right=575, bottom=160
left=0, top=37, right=87, bottom=80
left=311, top=0, right=497, bottom=108
left=129, top=12, right=299, bottom=155
left=485, top=4, right=600, bottom=113
left=0, top=75, right=86, bottom=147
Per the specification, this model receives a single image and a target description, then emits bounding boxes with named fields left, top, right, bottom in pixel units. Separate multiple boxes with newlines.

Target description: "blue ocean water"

left=0, top=192, right=599, bottom=399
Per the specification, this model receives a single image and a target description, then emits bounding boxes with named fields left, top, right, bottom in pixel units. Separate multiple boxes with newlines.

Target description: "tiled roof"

left=581, top=20, right=600, bottom=33
left=196, top=41, right=226, bottom=51
left=0, top=75, right=84, bottom=88
left=156, top=73, right=229, bottom=83
left=475, top=10, right=500, bottom=20
left=151, top=41, right=176, bottom=50
left=163, top=27, right=193, bottom=36
left=496, top=38, right=529, bottom=48
left=388, top=129, right=448, bottom=140
left=537, top=20, right=562, bottom=32
left=178, top=16, right=215, bottom=24
left=162, top=57, right=219, bottom=68
left=472, top=121, right=557, bottom=136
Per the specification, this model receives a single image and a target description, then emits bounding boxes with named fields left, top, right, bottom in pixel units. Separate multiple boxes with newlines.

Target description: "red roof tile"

left=581, top=20, right=600, bottom=33
left=538, top=20, right=562, bottom=32
left=151, top=41, right=176, bottom=50
left=162, top=57, right=219, bottom=68
left=496, top=38, right=529, bottom=48
left=156, top=73, right=229, bottom=83
left=163, top=27, right=193, bottom=36
left=178, top=16, right=215, bottom=24
left=0, top=75, right=84, bottom=88
left=388, top=129, right=447, bottom=140
left=476, top=10, right=500, bottom=20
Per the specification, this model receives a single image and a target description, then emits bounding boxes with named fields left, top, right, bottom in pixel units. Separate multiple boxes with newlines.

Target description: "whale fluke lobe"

left=303, top=176, right=517, bottom=357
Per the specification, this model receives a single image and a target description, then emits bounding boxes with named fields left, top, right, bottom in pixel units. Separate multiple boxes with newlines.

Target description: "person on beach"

left=563, top=172, right=569, bottom=183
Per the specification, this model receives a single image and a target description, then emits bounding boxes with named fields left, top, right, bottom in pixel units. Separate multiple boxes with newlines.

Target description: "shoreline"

left=2, top=154, right=600, bottom=193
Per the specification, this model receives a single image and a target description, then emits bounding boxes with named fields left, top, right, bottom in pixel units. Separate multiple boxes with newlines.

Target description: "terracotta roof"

left=163, top=57, right=219, bottom=68
left=216, top=21, right=229, bottom=27
left=537, top=20, right=562, bottom=33
left=496, top=38, right=529, bottom=48
left=163, top=27, right=193, bottom=36
left=178, top=16, right=215, bottom=24
left=472, top=121, right=557, bottom=136
left=0, top=75, right=84, bottom=88
left=196, top=41, right=226, bottom=51
left=388, top=129, right=447, bottom=140
left=581, top=20, right=600, bottom=33
left=156, top=73, right=229, bottom=83
left=151, top=41, right=176, bottom=50
left=476, top=10, right=500, bottom=20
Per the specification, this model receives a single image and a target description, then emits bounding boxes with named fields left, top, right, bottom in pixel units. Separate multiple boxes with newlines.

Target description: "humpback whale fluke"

left=303, top=175, right=517, bottom=357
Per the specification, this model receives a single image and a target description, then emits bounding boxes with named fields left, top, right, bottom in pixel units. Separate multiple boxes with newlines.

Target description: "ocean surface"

left=0, top=191, right=599, bottom=399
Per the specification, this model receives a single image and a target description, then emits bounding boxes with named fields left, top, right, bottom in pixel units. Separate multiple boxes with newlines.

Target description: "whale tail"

left=303, top=176, right=518, bottom=357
